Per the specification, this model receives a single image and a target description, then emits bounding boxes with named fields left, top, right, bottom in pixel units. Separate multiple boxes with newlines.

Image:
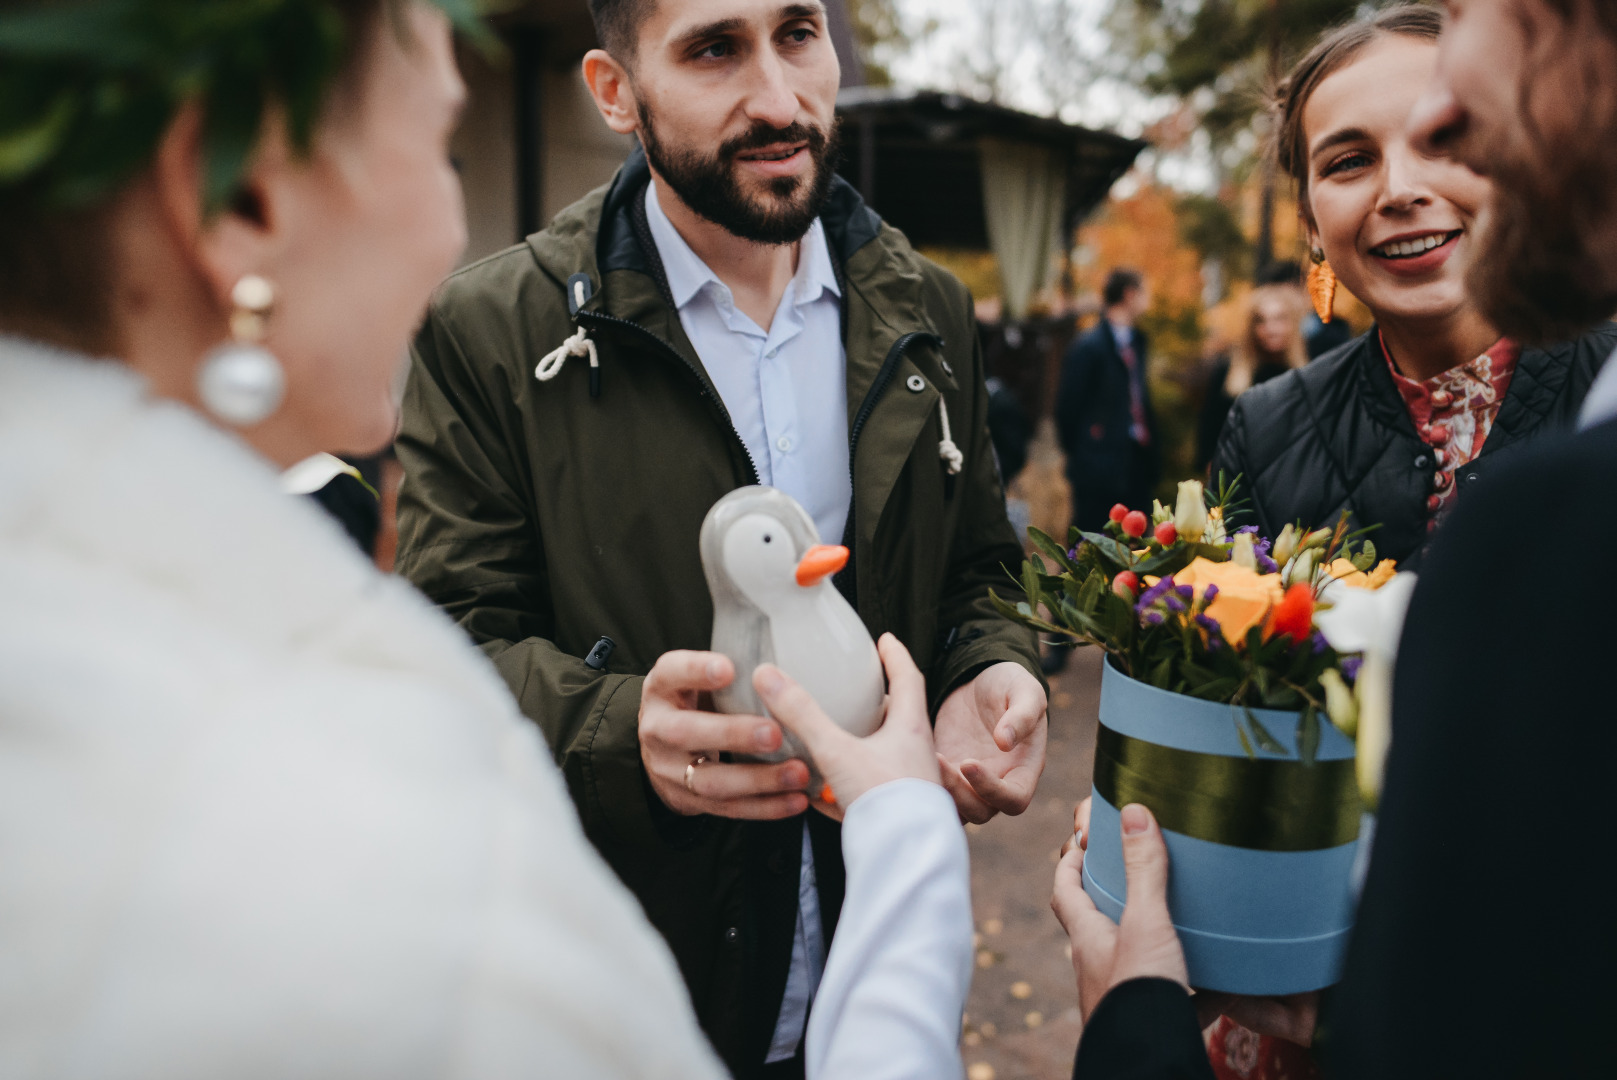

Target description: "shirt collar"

left=646, top=179, right=839, bottom=313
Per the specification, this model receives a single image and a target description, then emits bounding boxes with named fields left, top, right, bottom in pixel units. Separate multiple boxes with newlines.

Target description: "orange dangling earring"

left=1307, top=248, right=1337, bottom=324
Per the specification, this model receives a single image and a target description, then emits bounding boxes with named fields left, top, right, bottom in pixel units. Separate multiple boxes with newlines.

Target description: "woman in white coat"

left=0, top=3, right=972, bottom=1076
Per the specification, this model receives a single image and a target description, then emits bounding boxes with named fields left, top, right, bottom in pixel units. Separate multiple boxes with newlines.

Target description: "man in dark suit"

left=1056, top=269, right=1160, bottom=534
left=1052, top=0, right=1617, bottom=1076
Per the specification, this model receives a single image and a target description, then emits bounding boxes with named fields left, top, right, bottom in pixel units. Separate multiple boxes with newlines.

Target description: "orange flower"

left=1174, top=557, right=1284, bottom=646
left=1264, top=583, right=1316, bottom=641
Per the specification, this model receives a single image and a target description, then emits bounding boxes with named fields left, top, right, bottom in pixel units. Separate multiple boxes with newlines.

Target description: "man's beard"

left=638, top=102, right=840, bottom=246
left=1460, top=23, right=1617, bottom=345
left=1467, top=145, right=1617, bottom=345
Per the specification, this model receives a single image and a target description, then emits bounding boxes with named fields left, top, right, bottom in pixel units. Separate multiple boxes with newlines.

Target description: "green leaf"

left=1297, top=705, right=1320, bottom=766
left=1234, top=714, right=1256, bottom=758
left=1150, top=655, right=1174, bottom=689
left=1077, top=531, right=1133, bottom=573
left=0, top=91, right=75, bottom=179
left=1027, top=526, right=1075, bottom=571
left=1243, top=708, right=1287, bottom=755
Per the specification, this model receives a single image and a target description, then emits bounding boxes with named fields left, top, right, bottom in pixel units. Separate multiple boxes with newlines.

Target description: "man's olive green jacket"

left=394, top=148, right=1040, bottom=1076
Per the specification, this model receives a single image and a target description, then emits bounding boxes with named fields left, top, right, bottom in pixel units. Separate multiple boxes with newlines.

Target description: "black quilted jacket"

left=1211, top=324, right=1617, bottom=566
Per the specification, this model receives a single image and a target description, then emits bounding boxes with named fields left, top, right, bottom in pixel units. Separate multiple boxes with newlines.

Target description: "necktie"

left=1119, top=339, right=1151, bottom=446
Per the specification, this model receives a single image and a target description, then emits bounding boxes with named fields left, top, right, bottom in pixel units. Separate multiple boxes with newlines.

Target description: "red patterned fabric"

left=1206, top=1016, right=1319, bottom=1080
left=1379, top=332, right=1520, bottom=530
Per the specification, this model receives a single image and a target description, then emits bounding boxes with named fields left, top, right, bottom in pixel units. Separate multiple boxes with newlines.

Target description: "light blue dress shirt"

left=646, top=181, right=851, bottom=547
left=646, top=180, right=846, bottom=1063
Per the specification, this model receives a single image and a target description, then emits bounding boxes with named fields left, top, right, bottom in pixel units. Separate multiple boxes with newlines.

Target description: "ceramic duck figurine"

left=700, top=486, right=885, bottom=776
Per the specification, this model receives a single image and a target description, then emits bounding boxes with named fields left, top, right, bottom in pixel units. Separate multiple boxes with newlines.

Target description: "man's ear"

left=583, top=49, right=640, bottom=136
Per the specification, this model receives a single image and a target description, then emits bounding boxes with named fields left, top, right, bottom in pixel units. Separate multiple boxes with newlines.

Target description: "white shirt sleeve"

left=806, top=778, right=974, bottom=1080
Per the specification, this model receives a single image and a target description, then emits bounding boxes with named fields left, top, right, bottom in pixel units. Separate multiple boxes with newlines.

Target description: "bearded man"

left=393, top=2, right=1047, bottom=1076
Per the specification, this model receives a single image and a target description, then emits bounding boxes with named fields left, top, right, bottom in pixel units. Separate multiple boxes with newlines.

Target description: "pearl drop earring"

left=197, top=274, right=285, bottom=426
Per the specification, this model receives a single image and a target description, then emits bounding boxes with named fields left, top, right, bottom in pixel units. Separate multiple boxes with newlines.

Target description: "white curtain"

left=978, top=137, right=1068, bottom=319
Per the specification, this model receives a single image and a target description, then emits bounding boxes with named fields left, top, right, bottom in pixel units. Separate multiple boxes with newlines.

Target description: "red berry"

left=1109, top=503, right=1129, bottom=523
left=1121, top=510, right=1148, bottom=537
left=1112, top=571, right=1140, bottom=598
left=1154, top=522, right=1177, bottom=546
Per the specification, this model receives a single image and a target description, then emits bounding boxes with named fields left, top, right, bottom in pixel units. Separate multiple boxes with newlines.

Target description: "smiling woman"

left=1211, top=3, right=1616, bottom=570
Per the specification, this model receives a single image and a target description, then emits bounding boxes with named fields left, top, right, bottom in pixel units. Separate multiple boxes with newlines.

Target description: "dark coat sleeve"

left=1071, top=978, right=1215, bottom=1080
left=1325, top=417, right=1617, bottom=1078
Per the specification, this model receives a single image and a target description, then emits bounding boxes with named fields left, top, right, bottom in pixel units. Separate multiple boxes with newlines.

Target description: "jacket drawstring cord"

left=936, top=396, right=963, bottom=475
left=535, top=276, right=601, bottom=396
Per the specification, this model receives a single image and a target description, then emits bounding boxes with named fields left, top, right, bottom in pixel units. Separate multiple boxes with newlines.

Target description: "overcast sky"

left=881, top=0, right=1218, bottom=191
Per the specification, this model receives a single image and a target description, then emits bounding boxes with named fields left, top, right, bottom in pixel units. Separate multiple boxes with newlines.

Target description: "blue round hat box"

left=1082, top=657, right=1367, bottom=995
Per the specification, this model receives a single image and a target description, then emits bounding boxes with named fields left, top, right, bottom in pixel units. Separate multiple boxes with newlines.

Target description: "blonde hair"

left=1226, top=284, right=1308, bottom=397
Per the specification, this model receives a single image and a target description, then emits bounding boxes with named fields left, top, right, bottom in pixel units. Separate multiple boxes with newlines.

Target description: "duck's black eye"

left=763, top=534, right=772, bottom=543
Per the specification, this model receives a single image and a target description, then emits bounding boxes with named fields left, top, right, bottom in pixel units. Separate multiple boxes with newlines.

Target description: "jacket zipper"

left=838, top=331, right=943, bottom=600
left=575, top=310, right=761, bottom=484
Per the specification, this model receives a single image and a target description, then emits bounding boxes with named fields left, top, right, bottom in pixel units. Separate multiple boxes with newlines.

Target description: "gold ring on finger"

left=684, top=754, right=710, bottom=794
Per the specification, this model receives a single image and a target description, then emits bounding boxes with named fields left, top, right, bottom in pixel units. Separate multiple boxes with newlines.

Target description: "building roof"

left=835, top=87, right=1147, bottom=249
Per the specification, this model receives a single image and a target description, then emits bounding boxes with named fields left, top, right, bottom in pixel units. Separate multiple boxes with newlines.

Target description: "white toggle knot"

left=535, top=324, right=598, bottom=382
left=936, top=396, right=963, bottom=475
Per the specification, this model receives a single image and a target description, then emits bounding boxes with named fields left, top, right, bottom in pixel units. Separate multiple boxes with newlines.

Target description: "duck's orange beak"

left=795, top=544, right=849, bottom=587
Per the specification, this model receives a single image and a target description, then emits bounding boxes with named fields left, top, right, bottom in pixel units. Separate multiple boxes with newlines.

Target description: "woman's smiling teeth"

left=1372, top=231, right=1459, bottom=258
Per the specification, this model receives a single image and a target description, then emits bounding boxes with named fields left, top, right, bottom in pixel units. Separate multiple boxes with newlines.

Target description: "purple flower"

left=1136, top=574, right=1175, bottom=612
left=1310, top=631, right=1329, bottom=654
left=1256, top=553, right=1279, bottom=574
left=1235, top=525, right=1260, bottom=535
left=1194, top=613, right=1223, bottom=649
left=1203, top=583, right=1219, bottom=601
left=1175, top=583, right=1194, bottom=600
left=1143, top=610, right=1165, bottom=625
left=1164, top=595, right=1187, bottom=613
left=1341, top=656, right=1362, bottom=682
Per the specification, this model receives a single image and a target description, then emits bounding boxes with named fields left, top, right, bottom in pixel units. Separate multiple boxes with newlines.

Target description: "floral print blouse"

left=1380, top=331, right=1521, bottom=530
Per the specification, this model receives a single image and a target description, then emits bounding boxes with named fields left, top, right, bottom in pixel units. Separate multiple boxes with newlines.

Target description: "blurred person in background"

left=0, top=3, right=984, bottom=1076
left=1211, top=3, right=1614, bottom=568
left=1195, top=283, right=1309, bottom=473
left=1049, top=268, right=1158, bottom=674
left=1056, top=268, right=1161, bottom=533
left=1056, top=0, right=1617, bottom=1077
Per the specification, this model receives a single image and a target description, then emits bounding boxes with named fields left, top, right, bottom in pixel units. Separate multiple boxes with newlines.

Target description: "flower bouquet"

left=993, top=477, right=1412, bottom=994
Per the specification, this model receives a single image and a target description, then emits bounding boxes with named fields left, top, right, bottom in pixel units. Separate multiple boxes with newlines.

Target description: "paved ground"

left=958, top=646, right=1104, bottom=1080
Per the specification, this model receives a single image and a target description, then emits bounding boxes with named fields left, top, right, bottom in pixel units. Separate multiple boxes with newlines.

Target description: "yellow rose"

left=1174, top=557, right=1284, bottom=646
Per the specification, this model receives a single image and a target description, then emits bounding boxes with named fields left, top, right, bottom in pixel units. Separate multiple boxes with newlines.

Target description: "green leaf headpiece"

left=0, top=0, right=490, bottom=210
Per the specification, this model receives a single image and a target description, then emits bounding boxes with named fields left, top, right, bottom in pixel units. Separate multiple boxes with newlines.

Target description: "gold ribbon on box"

left=1093, top=724, right=1361, bottom=852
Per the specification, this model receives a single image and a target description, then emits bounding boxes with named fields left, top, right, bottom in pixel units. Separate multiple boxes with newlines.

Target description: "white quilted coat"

left=0, top=338, right=730, bottom=1079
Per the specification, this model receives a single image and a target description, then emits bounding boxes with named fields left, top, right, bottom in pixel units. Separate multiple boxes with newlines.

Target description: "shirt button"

left=1414, top=454, right=1430, bottom=469
left=766, top=347, right=779, bottom=359
left=906, top=375, right=926, bottom=392
left=776, top=436, right=792, bottom=453
left=723, top=926, right=740, bottom=944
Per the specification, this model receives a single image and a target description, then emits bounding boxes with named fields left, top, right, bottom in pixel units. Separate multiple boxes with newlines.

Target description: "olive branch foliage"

left=0, top=0, right=493, bottom=211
